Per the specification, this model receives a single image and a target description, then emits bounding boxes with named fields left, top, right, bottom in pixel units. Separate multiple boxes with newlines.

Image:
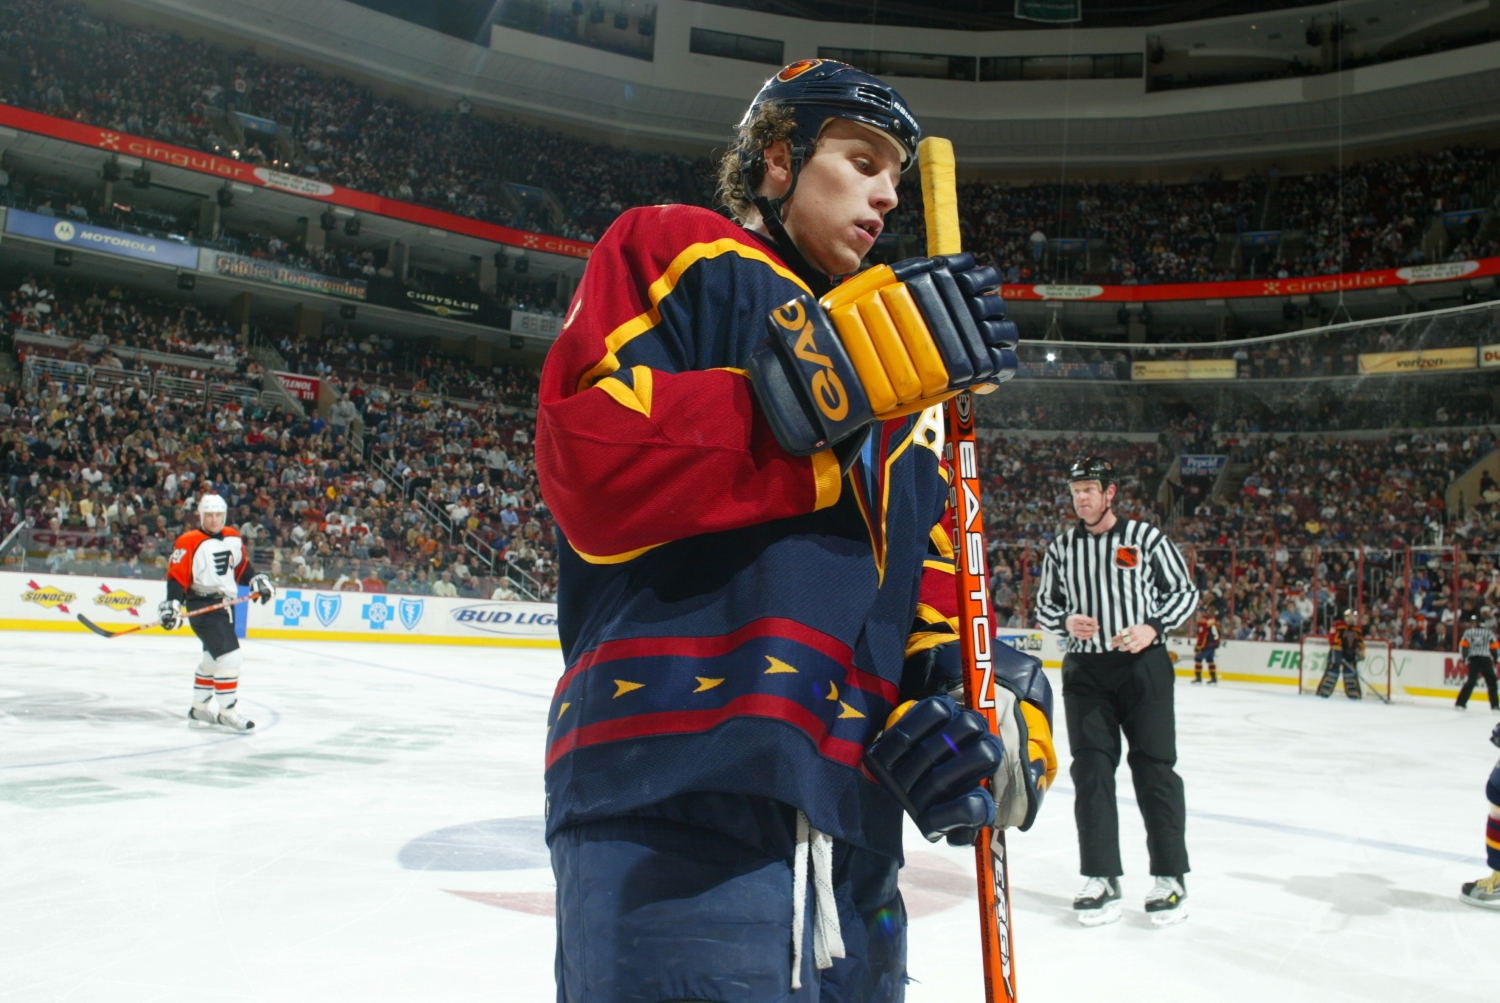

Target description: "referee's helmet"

left=1066, top=455, right=1117, bottom=489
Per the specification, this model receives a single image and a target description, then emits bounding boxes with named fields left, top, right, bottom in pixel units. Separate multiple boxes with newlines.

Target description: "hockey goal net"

left=1297, top=635, right=1393, bottom=703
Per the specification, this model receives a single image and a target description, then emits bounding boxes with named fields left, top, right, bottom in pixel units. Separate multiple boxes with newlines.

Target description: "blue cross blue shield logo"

left=398, top=598, right=424, bottom=631
left=274, top=590, right=306, bottom=626
left=362, top=595, right=392, bottom=630
left=315, top=594, right=342, bottom=627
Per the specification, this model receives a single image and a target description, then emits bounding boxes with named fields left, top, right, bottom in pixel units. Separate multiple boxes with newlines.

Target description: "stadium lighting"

left=1046, top=352, right=1057, bottom=362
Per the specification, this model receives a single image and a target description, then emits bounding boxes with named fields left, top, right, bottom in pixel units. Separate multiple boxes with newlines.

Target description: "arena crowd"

left=3, top=0, right=1497, bottom=287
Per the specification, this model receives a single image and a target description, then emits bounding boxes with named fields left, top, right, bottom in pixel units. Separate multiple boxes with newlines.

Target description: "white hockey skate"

left=1073, top=876, right=1122, bottom=927
left=215, top=707, right=255, bottom=731
left=1460, top=870, right=1500, bottom=910
left=1145, top=875, right=1188, bottom=926
left=188, top=702, right=219, bottom=725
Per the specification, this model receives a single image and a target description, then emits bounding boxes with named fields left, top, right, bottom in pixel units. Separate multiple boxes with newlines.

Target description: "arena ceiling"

left=686, top=0, right=1329, bottom=31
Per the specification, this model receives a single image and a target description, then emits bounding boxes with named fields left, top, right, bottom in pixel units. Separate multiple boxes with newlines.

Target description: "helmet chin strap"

left=1080, top=490, right=1115, bottom=530
left=743, top=151, right=833, bottom=298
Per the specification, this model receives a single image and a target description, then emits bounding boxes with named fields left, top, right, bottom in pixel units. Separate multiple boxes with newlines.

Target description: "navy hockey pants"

left=1487, top=763, right=1500, bottom=872
left=551, top=815, right=907, bottom=1003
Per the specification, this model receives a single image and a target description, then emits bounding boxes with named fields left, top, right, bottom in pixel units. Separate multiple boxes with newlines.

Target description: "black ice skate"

left=1073, top=876, right=1122, bottom=927
left=1145, top=875, right=1188, bottom=926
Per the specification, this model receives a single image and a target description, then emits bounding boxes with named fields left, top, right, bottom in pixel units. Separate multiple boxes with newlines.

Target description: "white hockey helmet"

left=197, top=493, right=228, bottom=518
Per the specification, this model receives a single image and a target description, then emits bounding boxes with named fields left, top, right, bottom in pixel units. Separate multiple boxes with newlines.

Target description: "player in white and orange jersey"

left=163, top=493, right=274, bottom=730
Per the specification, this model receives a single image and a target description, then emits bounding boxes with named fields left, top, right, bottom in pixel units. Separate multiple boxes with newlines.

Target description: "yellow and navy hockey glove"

left=989, top=642, right=1056, bottom=833
left=749, top=253, right=1019, bottom=456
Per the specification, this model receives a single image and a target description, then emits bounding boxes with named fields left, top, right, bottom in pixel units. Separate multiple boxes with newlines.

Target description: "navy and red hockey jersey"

left=536, top=205, right=959, bottom=858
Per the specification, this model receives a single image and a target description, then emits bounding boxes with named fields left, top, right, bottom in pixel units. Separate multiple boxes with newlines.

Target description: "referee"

left=1035, top=456, right=1198, bottom=928
left=1456, top=611, right=1500, bottom=711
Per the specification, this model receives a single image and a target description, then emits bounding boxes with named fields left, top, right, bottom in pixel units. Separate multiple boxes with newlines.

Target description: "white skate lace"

left=1147, top=876, right=1183, bottom=903
left=790, top=809, right=844, bottom=990
left=1077, top=876, right=1112, bottom=901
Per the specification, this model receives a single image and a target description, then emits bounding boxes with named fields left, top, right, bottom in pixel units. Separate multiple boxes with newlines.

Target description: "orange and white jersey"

left=167, top=528, right=250, bottom=599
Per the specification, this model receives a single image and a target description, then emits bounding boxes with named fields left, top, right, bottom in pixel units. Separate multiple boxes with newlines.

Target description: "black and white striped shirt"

left=1460, top=626, right=1497, bottom=660
left=1035, top=518, right=1198, bottom=654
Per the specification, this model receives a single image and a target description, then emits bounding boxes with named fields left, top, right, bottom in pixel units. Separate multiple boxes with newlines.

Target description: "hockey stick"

left=919, top=135, right=1019, bottom=1003
left=77, top=593, right=256, bottom=639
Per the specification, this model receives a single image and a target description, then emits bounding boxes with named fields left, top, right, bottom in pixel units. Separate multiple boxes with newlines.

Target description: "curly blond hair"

left=714, top=103, right=811, bottom=223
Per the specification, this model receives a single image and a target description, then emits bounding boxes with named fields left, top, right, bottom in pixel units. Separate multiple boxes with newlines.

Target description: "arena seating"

left=0, top=273, right=553, bottom=599
left=7, top=0, right=1497, bottom=284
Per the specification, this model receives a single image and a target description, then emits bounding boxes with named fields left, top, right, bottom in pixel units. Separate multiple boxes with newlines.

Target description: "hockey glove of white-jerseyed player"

left=158, top=599, right=185, bottom=631
left=749, top=253, right=1019, bottom=457
left=249, top=574, right=275, bottom=605
left=864, top=694, right=1004, bottom=845
left=988, top=642, right=1057, bottom=833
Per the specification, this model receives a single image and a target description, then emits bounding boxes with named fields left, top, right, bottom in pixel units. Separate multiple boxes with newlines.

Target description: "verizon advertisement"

left=0, top=104, right=591, bottom=260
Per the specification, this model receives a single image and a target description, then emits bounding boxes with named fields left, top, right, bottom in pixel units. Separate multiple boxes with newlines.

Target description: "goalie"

left=163, top=493, right=274, bottom=731
left=1316, top=609, right=1364, bottom=700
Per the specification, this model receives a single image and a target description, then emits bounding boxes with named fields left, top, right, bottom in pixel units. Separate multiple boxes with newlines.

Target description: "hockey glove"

left=989, top=643, right=1057, bottom=832
left=1490, top=722, right=1500, bottom=749
left=749, top=253, right=1019, bottom=456
left=157, top=599, right=185, bottom=631
left=864, top=694, right=1004, bottom=846
left=249, top=574, right=275, bottom=605
left=899, top=637, right=965, bottom=701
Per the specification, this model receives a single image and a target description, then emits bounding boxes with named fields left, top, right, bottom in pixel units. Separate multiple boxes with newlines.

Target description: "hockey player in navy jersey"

left=536, top=60, right=1056, bottom=1001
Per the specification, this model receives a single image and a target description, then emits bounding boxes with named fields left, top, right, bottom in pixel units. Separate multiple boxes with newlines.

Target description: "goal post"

left=1297, top=635, right=1393, bottom=703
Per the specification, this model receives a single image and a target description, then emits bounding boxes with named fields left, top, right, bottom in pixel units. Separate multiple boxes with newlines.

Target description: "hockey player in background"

left=1316, top=609, right=1364, bottom=699
left=1192, top=608, right=1221, bottom=685
left=1455, top=611, right=1500, bottom=711
left=162, top=492, right=274, bottom=731
left=1459, top=721, right=1500, bottom=908
left=536, top=59, right=1055, bottom=1001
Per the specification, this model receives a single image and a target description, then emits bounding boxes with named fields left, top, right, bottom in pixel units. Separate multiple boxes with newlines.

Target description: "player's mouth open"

left=853, top=221, right=881, bottom=247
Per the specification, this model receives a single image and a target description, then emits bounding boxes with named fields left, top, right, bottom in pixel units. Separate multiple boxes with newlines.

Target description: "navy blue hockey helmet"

left=739, top=59, right=921, bottom=172
left=735, top=60, right=921, bottom=283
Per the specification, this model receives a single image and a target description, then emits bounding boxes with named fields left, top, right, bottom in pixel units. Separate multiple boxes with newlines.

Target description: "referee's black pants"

left=1062, top=645, right=1189, bottom=879
left=1456, top=656, right=1499, bottom=710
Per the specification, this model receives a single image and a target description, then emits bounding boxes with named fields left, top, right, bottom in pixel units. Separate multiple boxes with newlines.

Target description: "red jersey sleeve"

left=536, top=205, right=842, bottom=564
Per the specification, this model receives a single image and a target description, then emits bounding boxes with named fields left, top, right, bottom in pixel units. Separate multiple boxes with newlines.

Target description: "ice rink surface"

left=2, top=631, right=1497, bottom=1003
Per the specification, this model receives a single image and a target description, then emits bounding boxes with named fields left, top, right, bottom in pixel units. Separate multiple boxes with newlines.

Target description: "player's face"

left=1070, top=480, right=1114, bottom=522
left=767, top=120, right=902, bottom=276
left=201, top=512, right=226, bottom=534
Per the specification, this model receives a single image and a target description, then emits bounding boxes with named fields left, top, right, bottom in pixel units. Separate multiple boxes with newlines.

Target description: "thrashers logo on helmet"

left=776, top=58, right=822, bottom=82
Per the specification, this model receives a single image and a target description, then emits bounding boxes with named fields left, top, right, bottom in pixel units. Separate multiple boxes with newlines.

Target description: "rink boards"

left=0, top=571, right=559, bottom=648
left=0, top=571, right=1471, bottom=693
left=997, top=629, right=1466, bottom=704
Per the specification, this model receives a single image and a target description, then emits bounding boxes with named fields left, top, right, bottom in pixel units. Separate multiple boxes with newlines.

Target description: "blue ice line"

left=2, top=708, right=282, bottom=771
left=1049, top=784, right=1487, bottom=866
left=259, top=641, right=549, bottom=699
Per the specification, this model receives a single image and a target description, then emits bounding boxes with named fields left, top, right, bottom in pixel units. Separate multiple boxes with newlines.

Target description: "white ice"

left=1, top=631, right=1495, bottom=1002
